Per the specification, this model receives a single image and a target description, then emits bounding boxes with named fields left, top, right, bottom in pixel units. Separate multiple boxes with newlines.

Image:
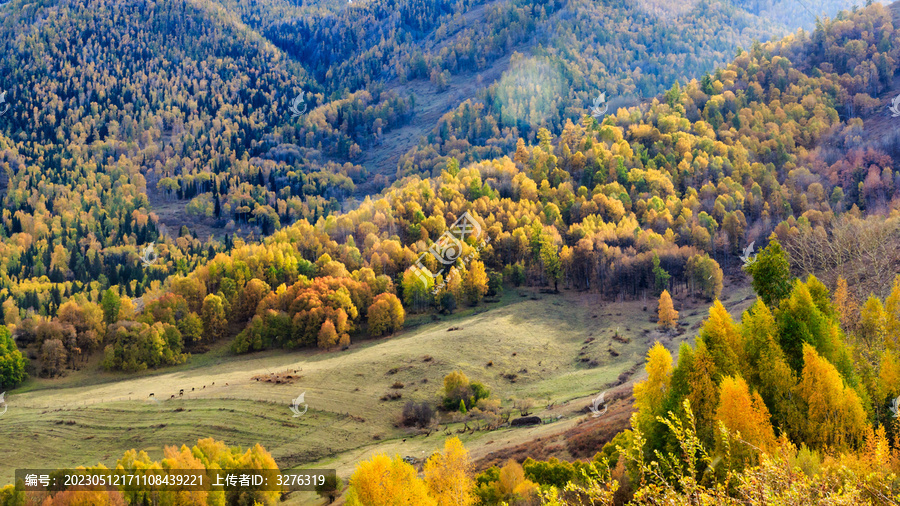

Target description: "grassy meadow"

left=0, top=282, right=754, bottom=503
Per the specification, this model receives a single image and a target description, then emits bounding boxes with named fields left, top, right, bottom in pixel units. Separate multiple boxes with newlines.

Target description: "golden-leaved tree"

left=832, top=276, right=858, bottom=333
left=317, top=319, right=339, bottom=349
left=346, top=454, right=435, bottom=506
left=367, top=293, right=405, bottom=336
left=633, top=342, right=674, bottom=437
left=685, top=339, right=722, bottom=446
left=424, top=437, right=475, bottom=506
left=496, top=460, right=538, bottom=504
left=795, top=344, right=867, bottom=450
left=715, top=375, right=776, bottom=463
left=698, top=300, right=741, bottom=378
left=657, top=290, right=678, bottom=330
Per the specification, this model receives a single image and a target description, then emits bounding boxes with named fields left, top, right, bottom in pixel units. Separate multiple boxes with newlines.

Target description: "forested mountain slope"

left=0, top=0, right=863, bottom=327
left=0, top=0, right=895, bottom=380
left=3, top=1, right=900, bottom=504
left=0, top=0, right=860, bottom=323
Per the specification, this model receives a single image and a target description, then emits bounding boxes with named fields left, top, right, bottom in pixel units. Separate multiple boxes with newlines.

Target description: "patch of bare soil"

left=143, top=172, right=225, bottom=242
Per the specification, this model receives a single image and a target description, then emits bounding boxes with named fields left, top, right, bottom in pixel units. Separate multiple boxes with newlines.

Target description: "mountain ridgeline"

left=1, top=0, right=900, bottom=504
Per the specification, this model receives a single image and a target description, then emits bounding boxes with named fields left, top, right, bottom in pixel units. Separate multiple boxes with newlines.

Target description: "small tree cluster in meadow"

left=441, top=370, right=490, bottom=412
left=401, top=401, right=435, bottom=428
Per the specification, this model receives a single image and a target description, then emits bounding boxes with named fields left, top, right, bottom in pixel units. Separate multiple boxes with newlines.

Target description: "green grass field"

left=0, top=283, right=754, bottom=503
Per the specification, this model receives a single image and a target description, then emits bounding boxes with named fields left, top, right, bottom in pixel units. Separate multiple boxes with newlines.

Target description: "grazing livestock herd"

left=148, top=381, right=230, bottom=401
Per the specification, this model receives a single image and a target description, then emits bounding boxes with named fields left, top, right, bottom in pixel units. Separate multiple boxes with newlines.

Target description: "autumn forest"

left=2, top=0, right=900, bottom=503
